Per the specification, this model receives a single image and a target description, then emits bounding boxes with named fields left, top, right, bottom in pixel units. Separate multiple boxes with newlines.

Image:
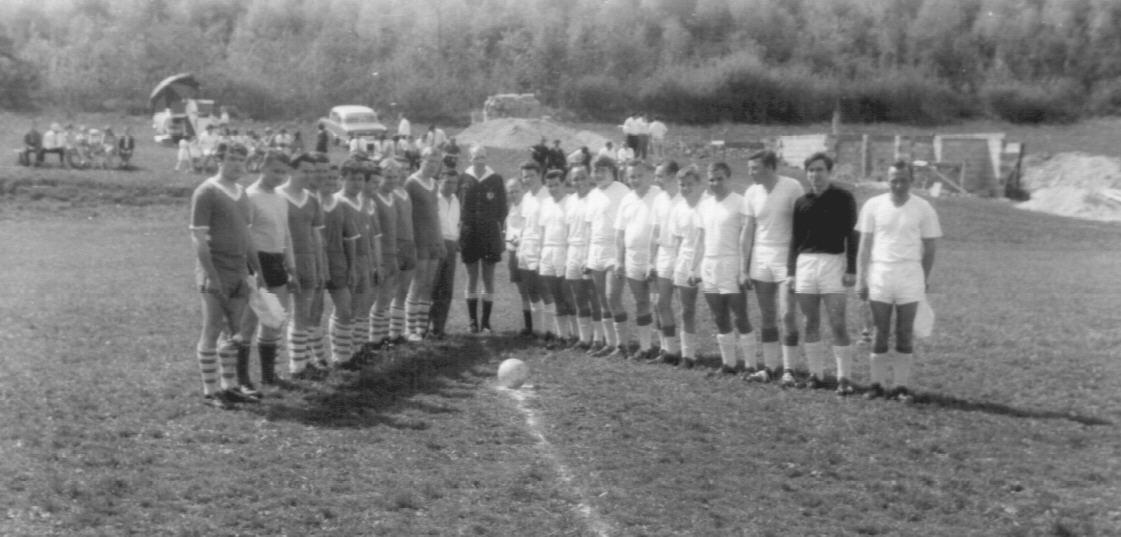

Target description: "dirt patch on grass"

left=456, top=118, right=610, bottom=152
left=1019, top=152, right=1121, bottom=221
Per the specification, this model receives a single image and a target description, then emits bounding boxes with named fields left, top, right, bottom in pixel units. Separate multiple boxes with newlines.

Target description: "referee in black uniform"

left=788, top=152, right=859, bottom=395
left=458, top=145, right=508, bottom=334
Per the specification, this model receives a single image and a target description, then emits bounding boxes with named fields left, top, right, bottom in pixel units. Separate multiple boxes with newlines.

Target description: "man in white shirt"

left=615, top=143, right=635, bottom=165
left=429, top=169, right=461, bottom=338
left=536, top=169, right=573, bottom=344
left=857, top=161, right=941, bottom=403
left=611, top=160, right=662, bottom=359
left=635, top=114, right=651, bottom=160
left=693, top=162, right=755, bottom=373
left=42, top=123, right=65, bottom=166
left=649, top=160, right=682, bottom=363
left=743, top=150, right=805, bottom=386
left=597, top=141, right=615, bottom=161
left=649, top=118, right=668, bottom=158
left=517, top=161, right=551, bottom=340
left=397, top=114, right=411, bottom=139
left=671, top=166, right=705, bottom=367
left=199, top=124, right=220, bottom=157
left=563, top=166, right=601, bottom=350
left=621, top=114, right=639, bottom=158
left=585, top=157, right=632, bottom=356
left=238, top=150, right=298, bottom=392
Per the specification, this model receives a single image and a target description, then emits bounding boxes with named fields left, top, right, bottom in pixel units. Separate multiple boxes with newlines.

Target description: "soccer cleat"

left=805, top=376, right=824, bottom=390
left=863, top=383, right=886, bottom=400
left=606, top=345, right=630, bottom=359
left=889, top=387, right=916, bottom=404
left=224, top=387, right=259, bottom=404
left=779, top=370, right=802, bottom=388
left=679, top=357, right=696, bottom=369
left=747, top=368, right=772, bottom=383
left=237, top=384, right=263, bottom=400
left=835, top=378, right=855, bottom=396
left=659, top=351, right=681, bottom=366
left=202, top=391, right=236, bottom=410
left=720, top=365, right=739, bottom=375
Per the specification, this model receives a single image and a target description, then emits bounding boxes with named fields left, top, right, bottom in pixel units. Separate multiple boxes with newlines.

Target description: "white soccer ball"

left=497, top=358, right=529, bottom=389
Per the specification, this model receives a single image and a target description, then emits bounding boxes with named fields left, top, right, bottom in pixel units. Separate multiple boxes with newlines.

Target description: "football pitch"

left=2, top=190, right=1120, bottom=536
left=2, top=114, right=1120, bottom=536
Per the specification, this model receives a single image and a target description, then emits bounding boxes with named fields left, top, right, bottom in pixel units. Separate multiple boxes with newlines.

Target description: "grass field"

left=2, top=113, right=1120, bottom=536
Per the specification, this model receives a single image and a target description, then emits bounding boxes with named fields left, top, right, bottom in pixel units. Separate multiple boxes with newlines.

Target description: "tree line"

left=2, top=0, right=1120, bottom=125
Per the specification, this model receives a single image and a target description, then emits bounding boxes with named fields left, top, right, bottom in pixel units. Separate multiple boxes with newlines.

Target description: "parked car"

left=319, top=105, right=387, bottom=149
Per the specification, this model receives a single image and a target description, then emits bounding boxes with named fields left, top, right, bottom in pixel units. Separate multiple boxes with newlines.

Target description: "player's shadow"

left=914, top=392, right=1113, bottom=426
left=247, top=333, right=502, bottom=430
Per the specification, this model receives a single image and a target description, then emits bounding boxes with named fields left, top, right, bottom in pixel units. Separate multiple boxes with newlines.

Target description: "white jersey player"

left=857, top=160, right=941, bottom=403
left=743, top=150, right=805, bottom=386
left=611, top=160, right=661, bottom=360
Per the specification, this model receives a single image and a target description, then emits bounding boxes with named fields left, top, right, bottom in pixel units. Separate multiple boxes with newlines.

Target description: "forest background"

left=2, top=0, right=1121, bottom=126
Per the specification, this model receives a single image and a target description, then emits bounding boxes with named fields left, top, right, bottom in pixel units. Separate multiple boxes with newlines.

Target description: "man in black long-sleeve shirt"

left=788, top=152, right=859, bottom=395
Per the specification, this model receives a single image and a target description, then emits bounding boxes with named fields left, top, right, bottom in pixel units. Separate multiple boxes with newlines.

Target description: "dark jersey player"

left=458, top=145, right=507, bottom=334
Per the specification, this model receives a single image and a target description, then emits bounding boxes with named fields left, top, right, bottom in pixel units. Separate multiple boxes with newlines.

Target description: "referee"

left=458, top=145, right=508, bottom=334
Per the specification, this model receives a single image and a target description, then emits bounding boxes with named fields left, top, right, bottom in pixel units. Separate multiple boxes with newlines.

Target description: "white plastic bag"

left=913, top=297, right=935, bottom=339
left=249, top=285, right=287, bottom=330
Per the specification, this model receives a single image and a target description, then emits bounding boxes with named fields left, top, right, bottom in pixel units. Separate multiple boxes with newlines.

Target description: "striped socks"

left=196, top=346, right=220, bottom=395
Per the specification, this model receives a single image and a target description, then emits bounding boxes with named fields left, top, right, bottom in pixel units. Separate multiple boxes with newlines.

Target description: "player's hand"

left=739, top=271, right=753, bottom=290
left=347, top=269, right=358, bottom=288
left=203, top=275, right=228, bottom=300
left=647, top=269, right=658, bottom=282
left=687, top=274, right=700, bottom=288
left=255, top=272, right=266, bottom=289
left=287, top=274, right=302, bottom=295
left=843, top=274, right=856, bottom=288
left=857, top=285, right=869, bottom=301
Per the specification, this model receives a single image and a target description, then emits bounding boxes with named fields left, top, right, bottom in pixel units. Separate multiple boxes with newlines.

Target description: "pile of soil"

left=456, top=118, right=609, bottom=153
left=1017, top=152, right=1121, bottom=221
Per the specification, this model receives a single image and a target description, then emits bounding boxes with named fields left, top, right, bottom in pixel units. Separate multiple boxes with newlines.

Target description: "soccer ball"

left=497, top=358, right=529, bottom=389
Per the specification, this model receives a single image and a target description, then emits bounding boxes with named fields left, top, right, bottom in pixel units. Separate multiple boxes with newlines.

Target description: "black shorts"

left=460, top=222, right=504, bottom=264
left=508, top=249, right=520, bottom=283
left=257, top=251, right=289, bottom=288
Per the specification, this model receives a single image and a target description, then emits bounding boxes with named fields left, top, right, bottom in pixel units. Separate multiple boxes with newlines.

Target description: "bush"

left=560, top=75, right=629, bottom=120
left=1089, top=78, right=1121, bottom=116
left=841, top=71, right=975, bottom=125
left=982, top=79, right=1083, bottom=124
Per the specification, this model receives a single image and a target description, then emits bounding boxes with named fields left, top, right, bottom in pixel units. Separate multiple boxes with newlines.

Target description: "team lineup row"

left=188, top=142, right=940, bottom=409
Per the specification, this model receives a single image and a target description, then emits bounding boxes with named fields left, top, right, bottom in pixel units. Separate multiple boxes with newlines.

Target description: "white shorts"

left=673, top=254, right=696, bottom=288
left=538, top=245, right=567, bottom=277
left=868, top=262, right=924, bottom=305
left=700, top=256, right=740, bottom=294
left=585, top=243, right=616, bottom=272
left=624, top=248, right=651, bottom=281
left=517, top=240, right=541, bottom=272
left=565, top=244, right=589, bottom=280
left=794, top=253, right=846, bottom=295
left=654, top=245, right=677, bottom=280
left=750, top=244, right=789, bottom=283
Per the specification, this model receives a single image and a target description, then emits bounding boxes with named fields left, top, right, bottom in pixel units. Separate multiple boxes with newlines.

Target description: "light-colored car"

left=319, top=105, right=387, bottom=148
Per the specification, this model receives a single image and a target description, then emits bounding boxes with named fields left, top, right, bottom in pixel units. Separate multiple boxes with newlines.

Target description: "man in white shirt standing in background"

left=429, top=169, right=461, bottom=338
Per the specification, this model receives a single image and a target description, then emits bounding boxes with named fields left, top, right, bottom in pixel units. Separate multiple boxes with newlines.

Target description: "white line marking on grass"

left=498, top=386, right=612, bottom=537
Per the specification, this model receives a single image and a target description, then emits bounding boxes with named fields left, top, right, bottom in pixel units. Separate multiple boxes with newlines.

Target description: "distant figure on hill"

left=397, top=113, right=411, bottom=139
left=649, top=117, right=668, bottom=158
left=546, top=139, right=567, bottom=171
left=597, top=141, right=614, bottom=161
left=42, top=123, right=66, bottom=166
left=21, top=120, right=42, bottom=166
left=530, top=137, right=549, bottom=168
left=315, top=123, right=329, bottom=153
left=635, top=113, right=650, bottom=159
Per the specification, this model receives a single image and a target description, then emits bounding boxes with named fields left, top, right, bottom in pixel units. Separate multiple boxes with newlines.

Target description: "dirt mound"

left=1017, top=152, right=1121, bottom=221
left=456, top=118, right=609, bottom=153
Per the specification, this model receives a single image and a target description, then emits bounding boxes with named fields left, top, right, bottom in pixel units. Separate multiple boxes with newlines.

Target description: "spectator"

left=100, top=126, right=118, bottom=169
left=636, top=113, right=651, bottom=159
left=21, top=121, right=42, bottom=166
left=42, top=123, right=66, bottom=166
left=315, top=123, right=329, bottom=153
left=176, top=136, right=193, bottom=172
left=199, top=124, right=220, bottom=157
left=118, top=127, right=136, bottom=168
left=546, top=139, right=567, bottom=171
left=649, top=117, right=668, bottom=158
left=615, top=142, right=635, bottom=164
left=530, top=137, right=549, bottom=168
left=597, top=141, right=614, bottom=161
left=397, top=113, right=411, bottom=139
left=291, top=130, right=304, bottom=154
left=622, top=114, right=640, bottom=156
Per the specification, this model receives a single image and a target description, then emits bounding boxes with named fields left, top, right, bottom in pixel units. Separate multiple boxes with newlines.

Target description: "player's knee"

left=734, top=315, right=751, bottom=334
left=830, top=322, right=849, bottom=345
left=760, top=327, right=780, bottom=342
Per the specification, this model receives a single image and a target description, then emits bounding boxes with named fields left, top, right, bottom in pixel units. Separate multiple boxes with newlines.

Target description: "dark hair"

left=659, top=159, right=680, bottom=176
left=626, top=159, right=655, bottom=173
left=709, top=161, right=731, bottom=177
left=890, top=159, right=913, bottom=179
left=748, top=149, right=778, bottom=170
left=803, top=152, right=834, bottom=171
left=544, top=169, right=565, bottom=182
left=216, top=142, right=248, bottom=159
left=520, top=161, right=542, bottom=173
left=263, top=149, right=290, bottom=167
left=591, top=155, right=618, bottom=180
left=677, top=165, right=701, bottom=184
left=340, top=159, right=365, bottom=176
left=291, top=152, right=317, bottom=169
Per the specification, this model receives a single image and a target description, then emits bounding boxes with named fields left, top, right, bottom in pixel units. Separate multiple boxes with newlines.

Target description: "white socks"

left=716, top=333, right=737, bottom=368
left=763, top=341, right=782, bottom=370
left=781, top=344, right=799, bottom=371
left=833, top=345, right=852, bottom=380
left=869, top=352, right=890, bottom=387
left=680, top=332, right=695, bottom=359
left=738, top=332, right=758, bottom=368
left=805, top=341, right=826, bottom=379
